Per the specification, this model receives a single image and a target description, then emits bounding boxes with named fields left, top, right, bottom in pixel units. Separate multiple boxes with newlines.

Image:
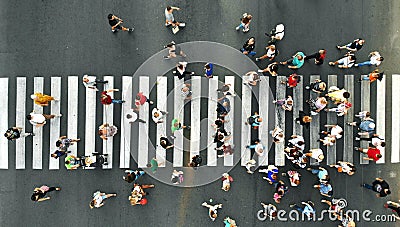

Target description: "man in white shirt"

left=151, top=108, right=168, bottom=124
left=125, top=109, right=146, bottom=123
left=82, top=75, right=108, bottom=91
left=26, top=112, right=61, bottom=127
left=355, top=51, right=384, bottom=67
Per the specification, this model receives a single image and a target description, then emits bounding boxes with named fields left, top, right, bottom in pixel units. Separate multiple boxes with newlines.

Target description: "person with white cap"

left=82, top=75, right=108, bottom=91
left=265, top=23, right=285, bottom=45
left=31, top=93, right=58, bottom=107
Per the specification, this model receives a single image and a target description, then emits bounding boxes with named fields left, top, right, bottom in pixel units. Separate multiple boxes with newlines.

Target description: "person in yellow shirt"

left=30, top=93, right=58, bottom=106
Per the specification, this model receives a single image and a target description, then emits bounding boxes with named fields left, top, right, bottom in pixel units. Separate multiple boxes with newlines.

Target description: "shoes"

left=256, top=58, right=260, bottom=61
left=289, top=204, right=296, bottom=208
left=57, top=114, right=62, bottom=117
left=149, top=101, right=154, bottom=105
left=121, top=100, right=126, bottom=103
left=329, top=62, right=335, bottom=66
left=354, top=64, right=359, bottom=67
left=165, top=23, right=170, bottom=27
left=336, top=45, right=341, bottom=49
left=179, top=23, right=186, bottom=27
left=128, top=28, right=134, bottom=32
left=235, top=26, right=240, bottom=31
left=354, top=147, right=359, bottom=151
left=257, top=70, right=263, bottom=73
left=186, top=126, right=191, bottom=129
left=171, top=41, right=175, bottom=45
left=30, top=133, right=35, bottom=136
left=265, top=33, right=270, bottom=37
left=243, top=29, right=249, bottom=33
left=305, top=86, right=310, bottom=90
left=355, top=137, right=360, bottom=141
left=245, top=145, right=250, bottom=148
left=112, top=29, right=117, bottom=33
left=56, top=187, right=61, bottom=191
left=163, top=56, right=170, bottom=59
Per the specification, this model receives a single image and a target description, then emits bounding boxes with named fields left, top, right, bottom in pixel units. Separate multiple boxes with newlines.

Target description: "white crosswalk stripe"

left=1, top=74, right=397, bottom=169
left=360, top=75, right=371, bottom=164
left=309, top=75, right=320, bottom=166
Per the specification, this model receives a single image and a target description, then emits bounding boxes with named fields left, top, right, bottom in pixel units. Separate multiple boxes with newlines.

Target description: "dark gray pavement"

left=1, top=0, right=400, bottom=226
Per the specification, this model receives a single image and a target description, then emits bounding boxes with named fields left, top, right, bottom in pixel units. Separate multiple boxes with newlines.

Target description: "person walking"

left=281, top=73, right=301, bottom=88
left=337, top=38, right=365, bottom=52
left=314, top=182, right=333, bottom=197
left=123, top=169, right=145, bottom=183
left=265, top=24, right=285, bottom=45
left=82, top=75, right=108, bottom=91
left=270, top=127, right=284, bottom=144
left=160, top=135, right=174, bottom=149
left=354, top=146, right=382, bottom=162
left=384, top=201, right=400, bottom=220
left=361, top=178, right=391, bottom=197
left=152, top=107, right=168, bottom=123
left=246, top=139, right=266, bottom=157
left=259, top=165, right=279, bottom=185
left=307, top=166, right=330, bottom=183
left=4, top=127, right=34, bottom=140
left=147, top=157, right=160, bottom=174
left=90, top=191, right=117, bottom=209
left=305, top=49, right=326, bottom=65
left=358, top=69, right=384, bottom=83
left=305, top=78, right=326, bottom=94
left=51, top=149, right=70, bottom=159
left=173, top=62, right=195, bottom=80
left=245, top=159, right=256, bottom=174
left=325, top=101, right=352, bottom=117
left=305, top=149, right=325, bottom=163
left=181, top=83, right=192, bottom=100
left=245, top=112, right=262, bottom=129
left=217, top=83, right=236, bottom=97
left=108, top=14, right=133, bottom=33
left=295, top=111, right=312, bottom=128
left=189, top=155, right=202, bottom=167
left=221, top=173, right=233, bottom=191
left=326, top=86, right=351, bottom=104
left=31, top=93, right=58, bottom=106
left=165, top=6, right=185, bottom=27
left=258, top=62, right=279, bottom=77
left=256, top=45, right=278, bottom=62
left=100, top=89, right=125, bottom=105
left=31, top=185, right=61, bottom=202
left=347, top=118, right=376, bottom=136
left=235, top=13, right=252, bottom=32
left=125, top=109, right=146, bottom=123
left=56, top=136, right=80, bottom=151
left=329, top=52, right=356, bottom=68
left=217, top=96, right=231, bottom=118
left=202, top=201, right=223, bottom=221
left=289, top=201, right=316, bottom=220
left=243, top=71, right=261, bottom=86
left=273, top=95, right=293, bottom=111
left=204, top=63, right=213, bottom=78
left=355, top=134, right=385, bottom=148
left=171, top=118, right=190, bottom=133
left=280, top=52, right=306, bottom=69
left=240, top=37, right=256, bottom=56
left=171, top=169, right=184, bottom=184
left=355, top=51, right=384, bottom=67
left=27, top=111, right=61, bottom=127
left=306, top=97, right=328, bottom=115
left=321, top=124, right=343, bottom=140
left=329, top=161, right=356, bottom=176
left=273, top=181, right=288, bottom=204
left=134, top=91, right=154, bottom=109
left=98, top=123, right=118, bottom=140
left=223, top=216, right=238, bottom=227
left=163, top=41, right=186, bottom=59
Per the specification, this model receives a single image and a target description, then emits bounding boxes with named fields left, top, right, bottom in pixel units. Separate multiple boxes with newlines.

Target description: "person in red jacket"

left=134, top=92, right=154, bottom=110
left=354, top=146, right=382, bottom=162
left=100, top=89, right=125, bottom=105
left=281, top=74, right=300, bottom=88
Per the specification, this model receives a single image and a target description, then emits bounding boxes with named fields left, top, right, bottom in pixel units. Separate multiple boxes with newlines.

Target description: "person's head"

left=160, top=140, right=167, bottom=147
left=83, top=75, right=89, bottom=83
left=381, top=142, right=386, bottom=147
left=343, top=92, right=351, bottom=98
left=349, top=55, right=356, bottom=61
left=56, top=141, right=62, bottom=147
left=51, top=153, right=57, bottom=158
left=269, top=45, right=276, bottom=51
left=358, top=39, right=365, bottom=45
left=89, top=200, right=95, bottom=209
left=318, top=154, right=325, bottom=161
left=31, top=193, right=39, bottom=201
left=296, top=55, right=303, bottom=60
left=65, top=160, right=70, bottom=165
left=385, top=189, right=391, bottom=195
left=107, top=14, right=114, bottom=20
left=26, top=115, right=32, bottom=120
left=98, top=130, right=104, bottom=136
left=304, top=116, right=312, bottom=123
left=272, top=173, right=277, bottom=180
left=166, top=6, right=172, bottom=11
left=248, top=37, right=255, bottom=43
left=379, top=57, right=384, bottom=62
left=320, top=97, right=328, bottom=105
left=217, top=134, right=224, bottom=141
left=211, top=210, right=217, bottom=219
left=377, top=154, right=382, bottom=159
left=319, top=49, right=326, bottom=54
left=205, top=64, right=210, bottom=70
left=257, top=117, right=263, bottom=123
left=124, top=174, right=134, bottom=183
left=135, top=94, right=141, bottom=101
left=4, top=132, right=10, bottom=138
left=293, top=179, right=300, bottom=186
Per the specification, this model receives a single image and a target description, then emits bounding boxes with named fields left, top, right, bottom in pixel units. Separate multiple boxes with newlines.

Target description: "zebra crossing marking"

left=85, top=76, right=96, bottom=157
left=376, top=75, right=385, bottom=164
left=190, top=76, right=201, bottom=159
left=16, top=77, right=26, bottom=169
left=326, top=75, right=337, bottom=165
left=207, top=76, right=218, bottom=166
left=0, top=78, right=8, bottom=169
left=343, top=75, right=354, bottom=163
left=258, top=76, right=269, bottom=166
left=173, top=77, right=184, bottom=167
left=241, top=76, right=252, bottom=166
left=67, top=76, right=78, bottom=157
left=360, top=76, right=370, bottom=164
left=156, top=76, right=167, bottom=167
left=275, top=76, right=286, bottom=166
left=391, top=75, right=400, bottom=163
left=119, top=76, right=132, bottom=169
left=49, top=77, right=61, bottom=170
left=32, top=77, right=44, bottom=169
left=138, top=76, right=150, bottom=168
left=224, top=76, right=234, bottom=166
left=102, top=76, right=114, bottom=169
left=309, top=75, right=320, bottom=166
left=293, top=76, right=303, bottom=136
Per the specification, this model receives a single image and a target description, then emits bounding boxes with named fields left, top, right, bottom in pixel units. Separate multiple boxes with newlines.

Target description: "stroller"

left=79, top=152, right=109, bottom=169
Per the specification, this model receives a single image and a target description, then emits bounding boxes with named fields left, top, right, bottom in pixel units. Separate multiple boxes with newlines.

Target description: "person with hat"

left=30, top=93, right=58, bottom=107
left=361, top=178, right=391, bottom=197
left=221, top=173, right=233, bottom=191
left=359, top=69, right=384, bottom=84
left=244, top=159, right=256, bottom=174
left=354, top=146, right=382, bottom=162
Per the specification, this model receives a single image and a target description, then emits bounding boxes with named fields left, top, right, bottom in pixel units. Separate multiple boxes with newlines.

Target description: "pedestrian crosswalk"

left=0, top=74, right=395, bottom=170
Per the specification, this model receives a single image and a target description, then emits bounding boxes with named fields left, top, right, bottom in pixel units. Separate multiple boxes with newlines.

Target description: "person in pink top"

left=134, top=92, right=154, bottom=110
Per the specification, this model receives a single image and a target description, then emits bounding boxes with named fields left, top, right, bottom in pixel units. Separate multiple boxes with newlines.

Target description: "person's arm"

left=106, top=89, right=119, bottom=93
left=37, top=197, right=51, bottom=202
left=59, top=136, right=67, bottom=140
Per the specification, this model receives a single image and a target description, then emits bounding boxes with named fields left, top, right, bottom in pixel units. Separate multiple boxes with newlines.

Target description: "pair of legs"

left=235, top=23, right=249, bottom=32
left=43, top=114, right=61, bottom=119
left=111, top=99, right=125, bottom=104
left=112, top=25, right=133, bottom=33
left=240, top=48, right=256, bottom=56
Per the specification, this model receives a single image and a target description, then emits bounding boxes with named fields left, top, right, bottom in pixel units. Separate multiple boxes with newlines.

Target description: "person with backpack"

left=123, top=169, right=145, bottom=183
left=256, top=44, right=278, bottom=61
left=329, top=52, right=356, bottom=68
left=305, top=49, right=326, bottom=65
left=31, top=185, right=61, bottom=202
left=189, top=155, right=202, bottom=167
left=245, top=112, right=262, bottom=129
left=4, top=127, right=34, bottom=140
left=235, top=13, right=252, bottom=32
left=258, top=62, right=279, bottom=77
